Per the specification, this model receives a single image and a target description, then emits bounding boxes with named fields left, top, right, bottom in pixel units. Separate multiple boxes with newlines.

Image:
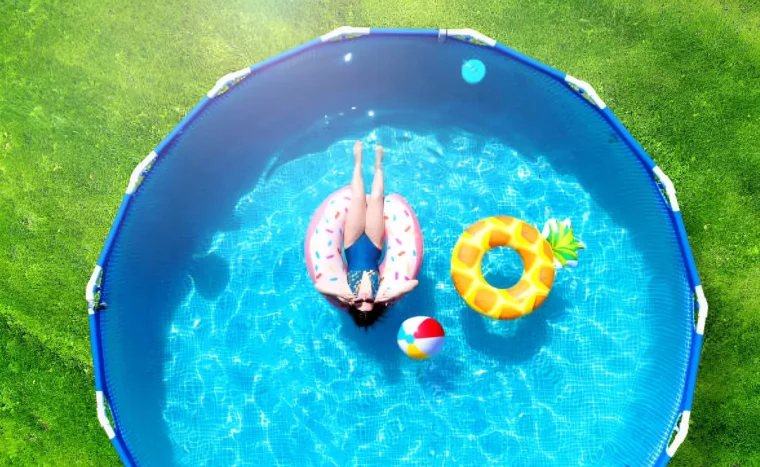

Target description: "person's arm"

left=375, top=279, right=419, bottom=304
left=316, top=280, right=356, bottom=304
left=315, top=281, right=339, bottom=297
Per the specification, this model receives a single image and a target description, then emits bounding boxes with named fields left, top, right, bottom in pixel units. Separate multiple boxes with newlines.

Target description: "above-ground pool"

left=86, top=28, right=707, bottom=467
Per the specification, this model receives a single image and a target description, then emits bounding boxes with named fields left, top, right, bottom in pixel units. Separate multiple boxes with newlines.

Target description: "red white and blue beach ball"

left=397, top=316, right=445, bottom=360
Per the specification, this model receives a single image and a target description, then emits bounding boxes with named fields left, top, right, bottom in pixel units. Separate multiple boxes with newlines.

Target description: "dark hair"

left=347, top=302, right=390, bottom=330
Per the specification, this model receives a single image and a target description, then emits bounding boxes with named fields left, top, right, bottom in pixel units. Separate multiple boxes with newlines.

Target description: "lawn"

left=0, top=0, right=758, bottom=465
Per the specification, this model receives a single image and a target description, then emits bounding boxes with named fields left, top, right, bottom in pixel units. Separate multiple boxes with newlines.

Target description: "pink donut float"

left=305, top=186, right=424, bottom=309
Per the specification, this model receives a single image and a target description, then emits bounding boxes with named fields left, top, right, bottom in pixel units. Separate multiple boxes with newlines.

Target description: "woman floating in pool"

left=305, top=141, right=423, bottom=328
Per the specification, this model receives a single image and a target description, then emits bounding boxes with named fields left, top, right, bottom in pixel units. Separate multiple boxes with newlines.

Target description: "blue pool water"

left=97, top=34, right=695, bottom=466
left=162, top=128, right=671, bottom=466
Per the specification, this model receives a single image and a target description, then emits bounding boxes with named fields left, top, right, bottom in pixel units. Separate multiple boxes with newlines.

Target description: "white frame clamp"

left=86, top=265, right=103, bottom=315
left=320, top=26, right=371, bottom=42
left=695, top=285, right=708, bottom=335
left=126, top=151, right=158, bottom=195
left=207, top=67, right=252, bottom=98
left=564, top=75, right=607, bottom=109
left=97, top=391, right=117, bottom=439
left=653, top=166, right=680, bottom=212
left=441, top=28, right=497, bottom=47
left=666, top=410, right=691, bottom=457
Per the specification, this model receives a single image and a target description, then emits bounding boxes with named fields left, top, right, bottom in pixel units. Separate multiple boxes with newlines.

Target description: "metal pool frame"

left=85, top=27, right=708, bottom=467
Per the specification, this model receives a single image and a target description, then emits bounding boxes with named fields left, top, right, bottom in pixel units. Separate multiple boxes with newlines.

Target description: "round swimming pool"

left=87, top=28, right=706, bottom=467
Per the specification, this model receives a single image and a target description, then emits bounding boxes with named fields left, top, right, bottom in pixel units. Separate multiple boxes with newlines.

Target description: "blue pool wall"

left=86, top=28, right=706, bottom=467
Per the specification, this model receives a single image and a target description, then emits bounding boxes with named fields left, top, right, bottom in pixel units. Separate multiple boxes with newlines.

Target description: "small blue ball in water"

left=462, top=59, right=486, bottom=84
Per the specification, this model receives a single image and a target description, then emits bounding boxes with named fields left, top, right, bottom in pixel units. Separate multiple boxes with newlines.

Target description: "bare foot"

left=375, top=144, right=384, bottom=169
left=353, top=140, right=363, bottom=165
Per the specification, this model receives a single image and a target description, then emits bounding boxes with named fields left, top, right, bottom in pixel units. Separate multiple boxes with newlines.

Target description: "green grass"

left=0, top=312, right=116, bottom=465
left=0, top=0, right=758, bottom=465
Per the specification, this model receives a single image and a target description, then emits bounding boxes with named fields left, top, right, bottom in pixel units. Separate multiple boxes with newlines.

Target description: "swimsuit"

left=345, top=233, right=382, bottom=298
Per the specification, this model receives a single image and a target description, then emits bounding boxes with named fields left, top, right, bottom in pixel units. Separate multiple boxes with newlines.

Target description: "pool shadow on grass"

left=460, top=289, right=570, bottom=365
left=337, top=273, right=439, bottom=384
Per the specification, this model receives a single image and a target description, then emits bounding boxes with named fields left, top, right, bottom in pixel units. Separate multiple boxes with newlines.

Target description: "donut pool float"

left=305, top=186, right=423, bottom=309
left=451, top=216, right=584, bottom=320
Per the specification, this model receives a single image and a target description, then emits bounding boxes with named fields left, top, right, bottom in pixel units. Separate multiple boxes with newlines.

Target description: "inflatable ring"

left=451, top=216, right=556, bottom=320
left=305, top=186, right=424, bottom=309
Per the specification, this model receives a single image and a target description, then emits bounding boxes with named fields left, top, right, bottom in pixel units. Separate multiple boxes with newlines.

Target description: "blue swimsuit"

left=345, top=233, right=382, bottom=298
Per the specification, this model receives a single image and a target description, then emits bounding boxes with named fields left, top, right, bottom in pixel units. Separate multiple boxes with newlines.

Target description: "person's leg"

left=343, top=140, right=367, bottom=249
left=365, top=144, right=385, bottom=249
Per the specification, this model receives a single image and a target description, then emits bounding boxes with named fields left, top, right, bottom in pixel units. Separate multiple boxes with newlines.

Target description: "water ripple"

left=163, top=127, right=662, bottom=466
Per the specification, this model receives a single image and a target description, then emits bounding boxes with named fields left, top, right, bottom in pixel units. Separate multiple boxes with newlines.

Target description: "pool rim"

left=84, top=26, right=708, bottom=467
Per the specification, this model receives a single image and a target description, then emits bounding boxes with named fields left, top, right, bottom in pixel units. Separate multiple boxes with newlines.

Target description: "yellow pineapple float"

left=451, top=216, right=584, bottom=320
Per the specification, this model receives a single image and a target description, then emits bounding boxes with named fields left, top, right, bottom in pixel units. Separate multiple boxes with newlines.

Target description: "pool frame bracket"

left=564, top=75, right=607, bottom=109
left=207, top=67, right=253, bottom=98
left=652, top=166, right=680, bottom=212
left=126, top=151, right=158, bottom=195
left=695, top=285, right=708, bottom=335
left=86, top=265, right=102, bottom=314
left=320, top=26, right=371, bottom=42
left=440, top=28, right=497, bottom=47
left=666, top=410, right=691, bottom=457
left=97, top=391, right=117, bottom=439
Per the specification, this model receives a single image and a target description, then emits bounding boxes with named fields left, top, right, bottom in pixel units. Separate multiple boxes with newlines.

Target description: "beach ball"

left=397, top=316, right=445, bottom=360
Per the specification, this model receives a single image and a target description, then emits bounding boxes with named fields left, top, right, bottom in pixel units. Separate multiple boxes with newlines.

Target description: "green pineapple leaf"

left=541, top=218, right=585, bottom=269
